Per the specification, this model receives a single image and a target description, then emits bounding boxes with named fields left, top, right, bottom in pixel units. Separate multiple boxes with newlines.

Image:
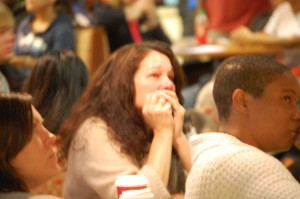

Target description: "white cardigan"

left=185, top=132, right=300, bottom=199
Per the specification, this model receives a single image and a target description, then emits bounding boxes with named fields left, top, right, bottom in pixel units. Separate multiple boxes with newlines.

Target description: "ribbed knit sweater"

left=185, top=133, right=300, bottom=199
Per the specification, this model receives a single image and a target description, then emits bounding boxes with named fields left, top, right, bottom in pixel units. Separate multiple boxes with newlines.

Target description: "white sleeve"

left=185, top=146, right=300, bottom=199
left=264, top=2, right=300, bottom=38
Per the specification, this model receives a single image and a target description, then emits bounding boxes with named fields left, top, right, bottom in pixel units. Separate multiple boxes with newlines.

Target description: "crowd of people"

left=0, top=0, right=300, bottom=199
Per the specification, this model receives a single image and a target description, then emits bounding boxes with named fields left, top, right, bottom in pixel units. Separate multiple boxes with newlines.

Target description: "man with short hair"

left=185, top=55, right=300, bottom=199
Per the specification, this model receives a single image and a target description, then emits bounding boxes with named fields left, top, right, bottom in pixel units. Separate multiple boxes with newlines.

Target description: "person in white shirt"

left=231, top=0, right=300, bottom=67
left=185, top=55, right=300, bottom=199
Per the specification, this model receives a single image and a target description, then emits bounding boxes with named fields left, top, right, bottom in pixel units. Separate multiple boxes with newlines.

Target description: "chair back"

left=75, top=25, right=110, bottom=76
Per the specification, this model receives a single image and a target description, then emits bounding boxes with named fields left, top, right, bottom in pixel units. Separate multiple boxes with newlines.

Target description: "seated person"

left=194, top=79, right=218, bottom=127
left=0, top=2, right=15, bottom=92
left=199, top=0, right=271, bottom=41
left=0, top=92, right=61, bottom=199
left=3, top=0, right=75, bottom=91
left=2, top=0, right=27, bottom=27
left=59, top=41, right=191, bottom=198
left=85, top=0, right=171, bottom=52
left=183, top=108, right=217, bottom=139
left=13, top=0, right=75, bottom=59
left=231, top=0, right=300, bottom=66
left=185, top=55, right=300, bottom=198
left=231, top=0, right=300, bottom=46
left=24, top=50, right=89, bottom=135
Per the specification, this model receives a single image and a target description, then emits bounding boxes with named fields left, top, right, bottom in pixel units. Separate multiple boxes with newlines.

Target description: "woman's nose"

left=49, top=133, right=57, bottom=145
left=161, top=76, right=175, bottom=91
left=44, top=128, right=57, bottom=146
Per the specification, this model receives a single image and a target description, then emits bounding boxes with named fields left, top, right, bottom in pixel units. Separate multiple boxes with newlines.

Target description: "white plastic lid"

left=115, top=175, right=148, bottom=187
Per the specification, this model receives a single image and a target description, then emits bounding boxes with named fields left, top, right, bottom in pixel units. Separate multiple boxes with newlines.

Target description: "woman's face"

left=134, top=50, right=176, bottom=111
left=9, top=106, right=60, bottom=190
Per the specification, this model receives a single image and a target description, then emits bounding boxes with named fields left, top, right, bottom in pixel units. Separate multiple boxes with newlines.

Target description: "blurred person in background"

left=180, top=0, right=271, bottom=109
left=194, top=79, right=218, bottom=127
left=85, top=0, right=171, bottom=52
left=178, top=0, right=197, bottom=37
left=2, top=0, right=27, bottom=27
left=2, top=0, right=75, bottom=91
left=231, top=0, right=300, bottom=67
left=198, top=0, right=271, bottom=42
left=24, top=50, right=89, bottom=135
left=183, top=108, right=217, bottom=139
left=0, top=2, right=15, bottom=92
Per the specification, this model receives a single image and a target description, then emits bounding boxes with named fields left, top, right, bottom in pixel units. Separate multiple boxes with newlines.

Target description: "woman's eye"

left=150, top=73, right=160, bottom=78
left=284, top=96, right=291, bottom=104
left=168, top=74, right=175, bottom=80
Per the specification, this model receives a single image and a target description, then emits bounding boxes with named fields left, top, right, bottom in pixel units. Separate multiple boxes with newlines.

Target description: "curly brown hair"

left=59, top=41, right=186, bottom=163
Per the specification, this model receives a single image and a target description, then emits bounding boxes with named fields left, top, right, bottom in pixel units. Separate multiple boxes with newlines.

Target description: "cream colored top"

left=63, top=117, right=170, bottom=199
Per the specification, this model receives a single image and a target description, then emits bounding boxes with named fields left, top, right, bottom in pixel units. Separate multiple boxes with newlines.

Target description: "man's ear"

left=232, top=88, right=250, bottom=115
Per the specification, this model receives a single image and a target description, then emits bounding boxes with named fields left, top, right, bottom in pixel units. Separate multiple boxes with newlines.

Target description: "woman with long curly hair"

left=59, top=41, right=191, bottom=199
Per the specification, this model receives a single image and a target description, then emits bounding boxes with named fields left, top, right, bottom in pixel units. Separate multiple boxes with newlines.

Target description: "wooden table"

left=172, top=37, right=284, bottom=60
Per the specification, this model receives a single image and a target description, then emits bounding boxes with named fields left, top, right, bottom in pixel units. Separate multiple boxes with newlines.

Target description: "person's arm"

left=8, top=55, right=37, bottom=68
left=146, top=132, right=173, bottom=186
left=156, top=90, right=192, bottom=173
left=230, top=26, right=300, bottom=47
left=123, top=0, right=147, bottom=21
left=173, top=131, right=192, bottom=172
left=7, top=14, right=38, bottom=68
left=0, top=29, right=15, bottom=64
left=141, top=0, right=159, bottom=30
left=77, top=118, right=170, bottom=199
left=142, top=91, right=175, bottom=186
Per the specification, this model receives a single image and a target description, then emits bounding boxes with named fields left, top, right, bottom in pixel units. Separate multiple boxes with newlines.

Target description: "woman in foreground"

left=59, top=41, right=191, bottom=198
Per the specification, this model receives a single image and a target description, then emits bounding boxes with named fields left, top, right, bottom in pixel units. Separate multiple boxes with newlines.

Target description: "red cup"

left=115, top=175, right=148, bottom=198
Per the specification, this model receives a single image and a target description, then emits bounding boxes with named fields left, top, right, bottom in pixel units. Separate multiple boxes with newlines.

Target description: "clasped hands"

left=142, top=90, right=185, bottom=144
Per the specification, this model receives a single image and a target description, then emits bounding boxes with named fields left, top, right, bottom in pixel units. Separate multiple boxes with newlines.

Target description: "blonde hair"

left=0, top=2, right=15, bottom=28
